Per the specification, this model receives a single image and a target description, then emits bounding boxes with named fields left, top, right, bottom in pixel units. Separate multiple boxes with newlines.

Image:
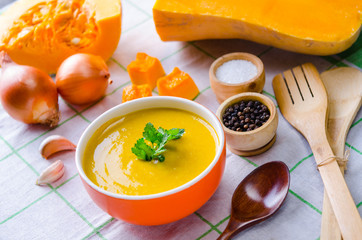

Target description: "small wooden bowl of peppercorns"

left=216, top=92, right=278, bottom=156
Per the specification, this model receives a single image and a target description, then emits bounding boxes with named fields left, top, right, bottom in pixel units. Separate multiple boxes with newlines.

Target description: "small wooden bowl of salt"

left=209, top=52, right=265, bottom=103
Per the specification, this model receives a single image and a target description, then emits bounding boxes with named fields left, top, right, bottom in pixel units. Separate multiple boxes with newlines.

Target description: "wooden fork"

left=272, top=63, right=362, bottom=240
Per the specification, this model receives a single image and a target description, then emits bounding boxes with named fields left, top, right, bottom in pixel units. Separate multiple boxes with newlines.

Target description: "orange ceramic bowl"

left=76, top=96, right=226, bottom=225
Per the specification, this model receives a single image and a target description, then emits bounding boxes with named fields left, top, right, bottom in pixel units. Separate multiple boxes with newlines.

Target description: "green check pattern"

left=0, top=0, right=361, bottom=239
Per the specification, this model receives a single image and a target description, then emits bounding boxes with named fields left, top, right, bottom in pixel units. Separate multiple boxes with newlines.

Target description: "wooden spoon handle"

left=320, top=167, right=344, bottom=240
left=217, top=229, right=235, bottom=240
left=217, top=217, right=253, bottom=240
left=313, top=142, right=362, bottom=240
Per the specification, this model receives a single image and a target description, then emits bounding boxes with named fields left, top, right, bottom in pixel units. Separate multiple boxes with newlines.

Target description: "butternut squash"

left=153, top=0, right=361, bottom=55
left=127, top=52, right=165, bottom=90
left=122, top=84, right=152, bottom=103
left=157, top=67, right=199, bottom=100
left=0, top=0, right=122, bottom=73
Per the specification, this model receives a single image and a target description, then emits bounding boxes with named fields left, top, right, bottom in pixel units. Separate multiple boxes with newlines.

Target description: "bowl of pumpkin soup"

left=76, top=96, right=226, bottom=225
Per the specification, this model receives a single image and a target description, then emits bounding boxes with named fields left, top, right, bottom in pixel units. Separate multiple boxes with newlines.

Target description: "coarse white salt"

left=215, top=59, right=258, bottom=84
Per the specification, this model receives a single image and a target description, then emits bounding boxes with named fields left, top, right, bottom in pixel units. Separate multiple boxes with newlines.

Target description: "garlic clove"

left=39, top=135, right=76, bottom=159
left=36, top=160, right=65, bottom=185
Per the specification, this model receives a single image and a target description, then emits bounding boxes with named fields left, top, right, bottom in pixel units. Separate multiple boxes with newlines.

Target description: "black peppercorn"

left=222, top=99, right=270, bottom=132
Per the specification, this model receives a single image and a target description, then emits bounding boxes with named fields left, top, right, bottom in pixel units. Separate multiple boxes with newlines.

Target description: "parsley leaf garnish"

left=131, top=122, right=185, bottom=162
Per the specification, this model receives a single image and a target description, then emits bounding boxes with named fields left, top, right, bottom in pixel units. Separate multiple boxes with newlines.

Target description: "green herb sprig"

left=131, top=122, right=185, bottom=162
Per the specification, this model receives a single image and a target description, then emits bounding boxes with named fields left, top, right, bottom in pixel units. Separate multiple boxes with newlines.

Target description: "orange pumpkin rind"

left=153, top=0, right=362, bottom=55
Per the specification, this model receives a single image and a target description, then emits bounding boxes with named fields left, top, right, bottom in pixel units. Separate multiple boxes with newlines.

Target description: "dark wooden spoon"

left=218, top=161, right=290, bottom=240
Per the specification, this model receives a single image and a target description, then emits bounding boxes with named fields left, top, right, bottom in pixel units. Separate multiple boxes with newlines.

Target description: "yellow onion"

left=0, top=52, right=59, bottom=127
left=56, top=53, right=111, bottom=105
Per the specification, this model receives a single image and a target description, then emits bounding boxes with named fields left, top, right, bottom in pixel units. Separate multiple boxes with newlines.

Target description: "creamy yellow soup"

left=83, top=108, right=218, bottom=195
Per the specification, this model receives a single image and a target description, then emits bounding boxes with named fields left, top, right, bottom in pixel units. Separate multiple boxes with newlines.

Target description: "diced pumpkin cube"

left=122, top=84, right=152, bottom=103
left=157, top=67, right=199, bottom=100
left=127, top=52, right=165, bottom=89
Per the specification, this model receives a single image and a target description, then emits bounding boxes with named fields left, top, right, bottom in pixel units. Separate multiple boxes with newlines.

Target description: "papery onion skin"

left=0, top=53, right=59, bottom=127
left=56, top=53, right=111, bottom=105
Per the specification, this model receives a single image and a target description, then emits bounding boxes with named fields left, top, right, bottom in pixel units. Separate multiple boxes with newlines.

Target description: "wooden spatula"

left=272, top=63, right=362, bottom=240
left=320, top=67, right=362, bottom=240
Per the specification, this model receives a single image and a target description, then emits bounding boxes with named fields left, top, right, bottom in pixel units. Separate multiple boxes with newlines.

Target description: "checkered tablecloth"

left=0, top=1, right=361, bottom=239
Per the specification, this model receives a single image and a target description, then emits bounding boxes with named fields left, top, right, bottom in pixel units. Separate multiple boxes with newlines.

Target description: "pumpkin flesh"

left=157, top=67, right=199, bottom=100
left=127, top=53, right=166, bottom=90
left=0, top=0, right=121, bottom=73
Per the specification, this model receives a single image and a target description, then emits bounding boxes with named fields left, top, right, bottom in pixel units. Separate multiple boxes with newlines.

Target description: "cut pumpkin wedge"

left=0, top=0, right=122, bottom=73
left=153, top=0, right=361, bottom=55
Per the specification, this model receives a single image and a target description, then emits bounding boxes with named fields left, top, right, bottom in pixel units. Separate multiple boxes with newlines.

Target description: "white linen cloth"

left=0, top=0, right=361, bottom=239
